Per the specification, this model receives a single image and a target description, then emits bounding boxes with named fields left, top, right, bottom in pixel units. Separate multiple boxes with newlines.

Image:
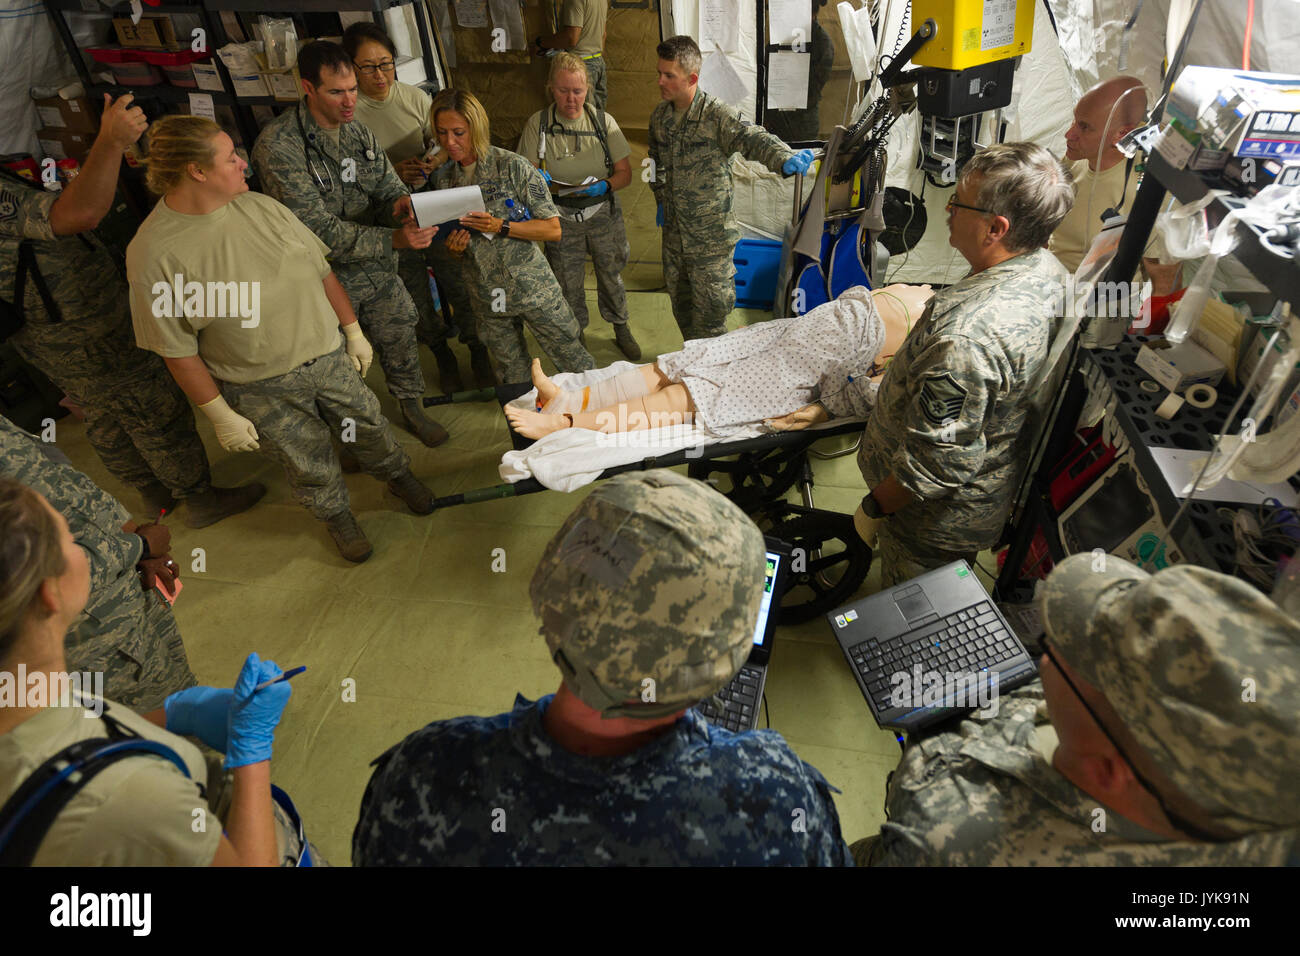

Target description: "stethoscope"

left=537, top=103, right=597, bottom=166
left=295, top=101, right=376, bottom=196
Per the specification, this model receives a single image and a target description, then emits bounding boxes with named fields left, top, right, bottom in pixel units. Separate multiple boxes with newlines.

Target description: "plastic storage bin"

left=733, top=238, right=783, bottom=309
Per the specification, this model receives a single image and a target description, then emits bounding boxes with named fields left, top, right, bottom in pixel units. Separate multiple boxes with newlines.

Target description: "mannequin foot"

left=506, top=404, right=571, bottom=439
left=530, top=357, right=563, bottom=408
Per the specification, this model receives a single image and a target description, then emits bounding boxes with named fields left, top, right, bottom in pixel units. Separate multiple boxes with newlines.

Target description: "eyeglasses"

left=945, top=195, right=997, bottom=216
left=1040, top=636, right=1229, bottom=843
left=355, top=60, right=396, bottom=75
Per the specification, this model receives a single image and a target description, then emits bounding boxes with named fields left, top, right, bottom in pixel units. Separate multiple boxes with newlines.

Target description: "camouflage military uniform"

left=218, top=343, right=409, bottom=519
left=252, top=103, right=426, bottom=401
left=423, top=145, right=594, bottom=384
left=583, top=56, right=608, bottom=112
left=353, top=693, right=853, bottom=865
left=353, top=469, right=853, bottom=865
left=395, top=245, right=480, bottom=350
left=858, top=247, right=1068, bottom=586
left=864, top=555, right=1300, bottom=865
left=0, top=417, right=196, bottom=712
left=0, top=176, right=212, bottom=501
left=648, top=90, right=794, bottom=339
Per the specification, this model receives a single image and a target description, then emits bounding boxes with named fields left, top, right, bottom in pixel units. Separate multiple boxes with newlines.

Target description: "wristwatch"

left=859, top=491, right=886, bottom=520
left=135, top=531, right=154, bottom=559
left=498, top=219, right=511, bottom=237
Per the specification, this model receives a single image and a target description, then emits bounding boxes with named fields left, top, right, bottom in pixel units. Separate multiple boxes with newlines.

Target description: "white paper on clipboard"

left=411, top=185, right=492, bottom=239
left=769, top=0, right=811, bottom=47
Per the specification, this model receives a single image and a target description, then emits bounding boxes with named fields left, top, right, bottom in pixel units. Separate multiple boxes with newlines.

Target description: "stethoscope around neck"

left=295, top=100, right=376, bottom=194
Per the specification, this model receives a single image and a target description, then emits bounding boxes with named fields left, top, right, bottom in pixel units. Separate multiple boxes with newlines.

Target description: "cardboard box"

left=32, top=96, right=97, bottom=134
left=36, top=127, right=93, bottom=163
left=1135, top=339, right=1227, bottom=393
left=192, top=62, right=225, bottom=93
left=114, top=16, right=179, bottom=49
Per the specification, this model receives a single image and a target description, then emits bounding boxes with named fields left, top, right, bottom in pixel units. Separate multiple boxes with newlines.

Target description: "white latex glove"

left=343, top=323, right=373, bottom=377
left=853, top=504, right=881, bottom=548
left=198, top=395, right=259, bottom=452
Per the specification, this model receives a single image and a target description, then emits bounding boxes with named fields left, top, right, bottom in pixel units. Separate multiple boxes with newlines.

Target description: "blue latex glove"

left=579, top=180, right=609, bottom=197
left=226, top=652, right=291, bottom=769
left=164, top=686, right=233, bottom=753
left=538, top=169, right=552, bottom=184
left=656, top=203, right=664, bottom=227
left=782, top=149, right=815, bottom=176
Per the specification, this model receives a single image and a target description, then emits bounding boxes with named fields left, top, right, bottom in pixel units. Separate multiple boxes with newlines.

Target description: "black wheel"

left=764, top=510, right=872, bottom=625
left=687, top=445, right=806, bottom=512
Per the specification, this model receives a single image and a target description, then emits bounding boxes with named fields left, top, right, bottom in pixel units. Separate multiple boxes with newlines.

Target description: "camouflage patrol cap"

left=530, top=469, right=766, bottom=719
left=1038, top=553, right=1300, bottom=833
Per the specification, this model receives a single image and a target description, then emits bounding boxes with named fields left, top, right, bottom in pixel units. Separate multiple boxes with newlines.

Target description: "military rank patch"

left=919, top=372, right=968, bottom=426
left=0, top=189, right=18, bottom=223
left=528, top=177, right=549, bottom=206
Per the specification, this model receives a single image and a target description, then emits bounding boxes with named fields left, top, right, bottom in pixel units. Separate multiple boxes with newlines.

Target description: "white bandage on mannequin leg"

left=540, top=365, right=658, bottom=415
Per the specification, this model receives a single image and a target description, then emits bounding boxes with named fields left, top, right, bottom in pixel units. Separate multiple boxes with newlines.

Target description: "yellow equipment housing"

left=910, top=0, right=1035, bottom=71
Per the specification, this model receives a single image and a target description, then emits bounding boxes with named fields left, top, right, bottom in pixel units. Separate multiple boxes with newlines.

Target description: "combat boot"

left=183, top=482, right=267, bottom=529
left=399, top=398, right=450, bottom=448
left=432, top=341, right=465, bottom=394
left=386, top=469, right=435, bottom=515
left=325, top=510, right=372, bottom=563
left=613, top=323, right=642, bottom=361
left=469, top=342, right=496, bottom=388
left=139, top=481, right=176, bottom=517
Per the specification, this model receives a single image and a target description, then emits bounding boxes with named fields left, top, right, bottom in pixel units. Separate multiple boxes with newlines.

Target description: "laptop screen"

left=752, top=551, right=782, bottom=646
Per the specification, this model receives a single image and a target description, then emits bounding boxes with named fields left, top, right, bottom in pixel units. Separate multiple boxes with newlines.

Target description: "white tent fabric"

left=0, top=0, right=85, bottom=160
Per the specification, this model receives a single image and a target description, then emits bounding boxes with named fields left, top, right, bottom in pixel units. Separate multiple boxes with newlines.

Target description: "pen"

left=254, top=665, right=306, bottom=692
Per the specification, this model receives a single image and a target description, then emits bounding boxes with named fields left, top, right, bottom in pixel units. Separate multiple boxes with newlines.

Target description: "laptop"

left=826, top=560, right=1037, bottom=732
left=696, top=537, right=792, bottom=733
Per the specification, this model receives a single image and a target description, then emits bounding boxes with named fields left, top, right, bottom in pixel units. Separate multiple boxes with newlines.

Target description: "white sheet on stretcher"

left=498, top=362, right=864, bottom=492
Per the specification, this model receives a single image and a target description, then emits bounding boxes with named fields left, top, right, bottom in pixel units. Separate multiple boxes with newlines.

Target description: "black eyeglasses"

left=355, top=60, right=396, bottom=75
left=1040, top=636, right=1229, bottom=844
left=945, top=195, right=997, bottom=216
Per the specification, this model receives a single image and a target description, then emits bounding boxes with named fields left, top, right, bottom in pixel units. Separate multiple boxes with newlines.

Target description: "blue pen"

left=255, top=665, right=306, bottom=692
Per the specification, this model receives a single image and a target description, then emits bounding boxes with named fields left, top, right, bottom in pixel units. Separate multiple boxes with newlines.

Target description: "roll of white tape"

left=1185, top=384, right=1217, bottom=409
left=1140, top=379, right=1160, bottom=393
left=1155, top=392, right=1185, bottom=419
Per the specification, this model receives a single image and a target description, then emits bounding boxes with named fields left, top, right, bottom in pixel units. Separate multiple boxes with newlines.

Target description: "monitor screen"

left=752, top=552, right=781, bottom=646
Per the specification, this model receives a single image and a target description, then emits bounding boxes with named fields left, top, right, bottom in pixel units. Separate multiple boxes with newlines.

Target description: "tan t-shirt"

left=0, top=699, right=220, bottom=866
left=517, top=107, right=629, bottom=186
left=126, top=190, right=341, bottom=384
left=1051, top=158, right=1166, bottom=273
left=355, top=81, right=434, bottom=164
left=560, top=0, right=606, bottom=57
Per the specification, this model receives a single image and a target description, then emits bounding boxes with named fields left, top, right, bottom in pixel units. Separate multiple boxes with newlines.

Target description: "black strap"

left=548, top=103, right=616, bottom=211
left=1, top=168, right=71, bottom=333
left=0, top=701, right=191, bottom=866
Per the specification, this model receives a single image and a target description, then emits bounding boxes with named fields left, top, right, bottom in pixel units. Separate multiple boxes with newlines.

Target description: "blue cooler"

left=733, top=238, right=783, bottom=309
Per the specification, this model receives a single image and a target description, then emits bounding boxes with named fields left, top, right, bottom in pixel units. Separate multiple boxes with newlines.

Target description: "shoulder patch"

left=528, top=176, right=549, bottom=206
left=0, top=189, right=21, bottom=223
left=919, top=372, right=968, bottom=427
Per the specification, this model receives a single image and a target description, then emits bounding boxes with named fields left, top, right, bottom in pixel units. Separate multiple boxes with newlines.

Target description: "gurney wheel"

left=763, top=510, right=872, bottom=626
left=687, top=446, right=805, bottom=512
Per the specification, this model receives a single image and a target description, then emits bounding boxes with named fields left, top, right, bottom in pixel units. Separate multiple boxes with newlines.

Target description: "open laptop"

left=826, top=560, right=1037, bottom=732
left=696, top=537, right=792, bottom=733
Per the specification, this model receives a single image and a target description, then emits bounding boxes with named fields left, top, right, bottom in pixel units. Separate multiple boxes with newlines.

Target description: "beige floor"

left=48, top=139, right=997, bottom=865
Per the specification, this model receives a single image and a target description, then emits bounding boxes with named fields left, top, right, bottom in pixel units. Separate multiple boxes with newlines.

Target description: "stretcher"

left=420, top=377, right=874, bottom=624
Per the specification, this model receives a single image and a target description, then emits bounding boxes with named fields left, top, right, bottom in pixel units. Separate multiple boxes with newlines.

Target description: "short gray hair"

left=657, top=35, right=702, bottom=78
left=961, top=142, right=1074, bottom=252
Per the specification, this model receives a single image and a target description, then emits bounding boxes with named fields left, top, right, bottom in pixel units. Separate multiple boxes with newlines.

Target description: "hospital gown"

left=656, top=286, right=884, bottom=434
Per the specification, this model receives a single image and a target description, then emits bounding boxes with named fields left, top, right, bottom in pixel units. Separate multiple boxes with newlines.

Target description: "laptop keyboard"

left=847, top=601, right=1020, bottom=713
left=696, top=665, right=762, bottom=732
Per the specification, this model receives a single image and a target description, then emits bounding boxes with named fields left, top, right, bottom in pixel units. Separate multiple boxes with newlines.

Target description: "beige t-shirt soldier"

left=533, top=0, right=610, bottom=110
left=518, top=54, right=640, bottom=361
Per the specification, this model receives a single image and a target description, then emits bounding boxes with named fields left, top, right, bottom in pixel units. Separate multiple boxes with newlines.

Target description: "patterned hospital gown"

left=656, top=287, right=884, bottom=434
